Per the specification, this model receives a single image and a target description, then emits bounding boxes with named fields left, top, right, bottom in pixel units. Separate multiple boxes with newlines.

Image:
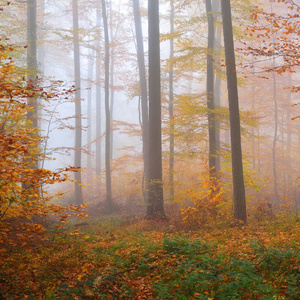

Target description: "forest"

left=0, top=0, right=299, bottom=299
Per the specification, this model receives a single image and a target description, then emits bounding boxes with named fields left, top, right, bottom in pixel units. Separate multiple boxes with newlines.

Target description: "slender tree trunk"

left=221, top=0, right=246, bottom=223
left=24, top=0, right=38, bottom=197
left=212, top=0, right=221, bottom=173
left=286, top=72, right=292, bottom=184
left=109, top=1, right=115, bottom=160
left=96, top=6, right=102, bottom=182
left=147, top=0, right=165, bottom=218
left=205, top=0, right=217, bottom=180
left=270, top=2, right=278, bottom=202
left=132, top=0, right=149, bottom=203
left=72, top=0, right=83, bottom=204
left=251, top=53, right=256, bottom=170
left=102, top=0, right=113, bottom=213
left=27, top=0, right=38, bottom=137
left=272, top=68, right=278, bottom=200
left=37, top=0, right=45, bottom=76
left=169, top=0, right=175, bottom=201
left=87, top=51, right=94, bottom=191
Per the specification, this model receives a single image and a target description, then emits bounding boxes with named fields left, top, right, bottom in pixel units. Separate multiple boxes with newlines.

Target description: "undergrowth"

left=0, top=214, right=299, bottom=299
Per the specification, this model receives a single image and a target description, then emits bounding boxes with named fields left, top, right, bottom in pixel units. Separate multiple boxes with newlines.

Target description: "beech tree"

left=169, top=0, right=175, bottom=201
left=132, top=0, right=149, bottom=203
left=23, top=0, right=38, bottom=197
left=96, top=5, right=102, bottom=185
left=221, top=0, right=247, bottom=223
left=72, top=0, right=83, bottom=204
left=146, top=0, right=165, bottom=218
left=102, top=0, right=113, bottom=213
left=205, top=0, right=217, bottom=181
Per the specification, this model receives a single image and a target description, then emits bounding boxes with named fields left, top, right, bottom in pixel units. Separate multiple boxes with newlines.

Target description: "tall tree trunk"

left=87, top=51, right=94, bottom=192
left=102, top=0, right=113, bottom=213
left=96, top=6, right=102, bottom=183
left=251, top=53, right=256, bottom=170
left=27, top=0, right=38, bottom=139
left=37, top=0, right=45, bottom=76
left=205, top=0, right=217, bottom=180
left=286, top=72, right=292, bottom=185
left=132, top=0, right=149, bottom=203
left=72, top=0, right=83, bottom=204
left=272, top=67, right=278, bottom=200
left=270, top=2, right=278, bottom=202
left=147, top=0, right=165, bottom=218
left=213, top=0, right=222, bottom=173
left=221, top=0, right=246, bottom=223
left=109, top=1, right=115, bottom=160
left=24, top=0, right=38, bottom=197
left=169, top=0, right=175, bottom=201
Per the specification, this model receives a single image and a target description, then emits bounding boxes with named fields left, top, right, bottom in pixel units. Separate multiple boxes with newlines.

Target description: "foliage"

left=181, top=174, right=231, bottom=229
left=0, top=39, right=88, bottom=296
left=1, top=213, right=299, bottom=299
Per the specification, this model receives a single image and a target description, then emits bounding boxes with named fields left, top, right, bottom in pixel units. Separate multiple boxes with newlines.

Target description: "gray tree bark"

left=132, top=0, right=149, bottom=203
left=146, top=0, right=166, bottom=218
left=221, top=0, right=246, bottom=223
left=72, top=0, right=83, bottom=205
left=96, top=5, right=102, bottom=182
left=102, top=0, right=113, bottom=213
left=169, top=0, right=175, bottom=201
left=205, top=0, right=217, bottom=180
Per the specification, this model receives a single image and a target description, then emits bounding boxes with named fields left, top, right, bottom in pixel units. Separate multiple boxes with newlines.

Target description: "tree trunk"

left=169, top=0, right=175, bottom=202
left=96, top=6, right=102, bottom=183
left=205, top=0, right=217, bottom=180
left=132, top=0, right=149, bottom=203
left=221, top=0, right=246, bottom=223
left=213, top=0, right=221, bottom=172
left=270, top=2, right=278, bottom=202
left=24, top=0, right=38, bottom=197
left=27, top=0, right=38, bottom=138
left=146, top=0, right=165, bottom=218
left=72, top=0, right=83, bottom=205
left=109, top=1, right=115, bottom=160
left=102, top=0, right=113, bottom=213
left=87, top=51, right=94, bottom=191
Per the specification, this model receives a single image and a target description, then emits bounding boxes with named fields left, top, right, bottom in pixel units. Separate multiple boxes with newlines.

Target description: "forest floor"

left=1, top=212, right=300, bottom=299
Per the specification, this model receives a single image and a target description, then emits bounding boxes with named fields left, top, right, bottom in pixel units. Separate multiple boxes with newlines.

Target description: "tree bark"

left=132, top=0, right=149, bottom=203
left=212, top=0, right=221, bottom=172
left=221, top=0, right=246, bottom=223
left=102, top=0, right=113, bottom=213
left=27, top=0, right=38, bottom=139
left=96, top=5, right=102, bottom=182
left=72, top=0, right=83, bottom=205
left=87, top=51, right=94, bottom=190
left=146, top=0, right=165, bottom=218
left=169, top=0, right=175, bottom=202
left=205, top=0, right=217, bottom=180
left=24, top=0, right=38, bottom=197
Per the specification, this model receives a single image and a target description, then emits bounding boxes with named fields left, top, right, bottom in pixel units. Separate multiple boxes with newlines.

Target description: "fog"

left=1, top=0, right=299, bottom=214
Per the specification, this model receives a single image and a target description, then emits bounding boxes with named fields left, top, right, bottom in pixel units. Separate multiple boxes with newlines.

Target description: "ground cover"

left=1, top=214, right=299, bottom=299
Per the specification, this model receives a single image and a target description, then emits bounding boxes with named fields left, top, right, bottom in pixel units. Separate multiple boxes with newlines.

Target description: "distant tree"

left=87, top=51, right=94, bottom=188
left=23, top=0, right=38, bottom=196
left=146, top=0, right=166, bottom=218
left=101, top=0, right=113, bottom=213
left=212, top=0, right=221, bottom=172
left=169, top=0, right=175, bottom=201
left=205, top=0, right=217, bottom=182
left=132, top=0, right=149, bottom=203
left=72, top=0, right=83, bottom=204
left=27, top=0, right=38, bottom=138
left=221, top=0, right=246, bottom=223
left=96, top=5, right=102, bottom=184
